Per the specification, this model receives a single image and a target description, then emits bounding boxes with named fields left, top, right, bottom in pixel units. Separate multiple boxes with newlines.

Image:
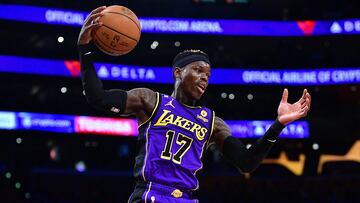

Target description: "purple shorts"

left=128, top=181, right=199, bottom=203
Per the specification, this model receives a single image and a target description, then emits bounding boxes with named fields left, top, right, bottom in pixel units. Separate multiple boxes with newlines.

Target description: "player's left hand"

left=277, top=88, right=311, bottom=125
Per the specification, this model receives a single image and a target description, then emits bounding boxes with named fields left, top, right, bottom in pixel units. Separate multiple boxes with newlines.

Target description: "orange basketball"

left=92, top=5, right=141, bottom=56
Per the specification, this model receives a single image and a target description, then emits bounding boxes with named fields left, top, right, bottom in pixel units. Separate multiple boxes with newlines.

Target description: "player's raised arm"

left=211, top=117, right=284, bottom=173
left=210, top=89, right=311, bottom=173
left=77, top=6, right=157, bottom=123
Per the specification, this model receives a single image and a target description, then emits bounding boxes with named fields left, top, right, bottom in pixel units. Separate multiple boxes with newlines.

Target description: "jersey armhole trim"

left=206, top=110, right=216, bottom=149
left=138, top=92, right=160, bottom=129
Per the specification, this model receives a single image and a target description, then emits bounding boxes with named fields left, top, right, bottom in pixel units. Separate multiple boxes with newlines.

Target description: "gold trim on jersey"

left=193, top=110, right=215, bottom=191
left=138, top=92, right=160, bottom=129
left=206, top=110, right=216, bottom=150
left=142, top=122, right=152, bottom=182
left=192, top=140, right=208, bottom=191
left=180, top=102, right=202, bottom=109
left=144, top=181, right=152, bottom=203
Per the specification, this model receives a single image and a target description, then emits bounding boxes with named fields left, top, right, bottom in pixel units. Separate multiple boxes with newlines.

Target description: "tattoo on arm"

left=211, top=116, right=232, bottom=151
left=79, top=44, right=157, bottom=119
left=125, top=88, right=157, bottom=122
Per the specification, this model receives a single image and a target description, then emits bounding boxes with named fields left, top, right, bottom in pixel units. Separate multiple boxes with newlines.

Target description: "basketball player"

left=78, top=6, right=311, bottom=203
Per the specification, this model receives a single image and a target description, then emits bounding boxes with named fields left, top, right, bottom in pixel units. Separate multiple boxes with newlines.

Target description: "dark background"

left=0, top=0, right=360, bottom=202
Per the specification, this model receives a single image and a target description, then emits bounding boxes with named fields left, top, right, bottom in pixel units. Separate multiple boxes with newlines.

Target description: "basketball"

left=91, top=5, right=141, bottom=56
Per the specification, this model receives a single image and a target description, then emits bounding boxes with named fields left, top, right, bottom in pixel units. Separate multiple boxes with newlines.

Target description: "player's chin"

left=192, top=91, right=204, bottom=100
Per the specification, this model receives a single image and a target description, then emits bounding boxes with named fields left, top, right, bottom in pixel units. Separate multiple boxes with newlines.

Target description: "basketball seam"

left=94, top=33, right=129, bottom=52
left=104, top=11, right=141, bottom=31
left=102, top=24, right=139, bottom=42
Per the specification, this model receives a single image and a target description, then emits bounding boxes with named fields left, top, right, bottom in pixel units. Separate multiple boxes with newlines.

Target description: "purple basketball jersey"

left=134, top=93, right=215, bottom=191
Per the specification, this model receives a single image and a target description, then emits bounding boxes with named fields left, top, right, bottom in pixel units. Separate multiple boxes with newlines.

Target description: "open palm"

left=277, top=89, right=311, bottom=125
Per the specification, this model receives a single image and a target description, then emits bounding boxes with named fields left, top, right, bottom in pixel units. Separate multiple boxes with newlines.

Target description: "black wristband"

left=100, top=89, right=128, bottom=114
left=273, top=119, right=285, bottom=132
left=78, top=43, right=96, bottom=55
left=263, top=119, right=285, bottom=141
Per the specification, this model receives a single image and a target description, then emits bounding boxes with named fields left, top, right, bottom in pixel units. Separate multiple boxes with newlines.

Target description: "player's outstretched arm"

left=211, top=89, right=311, bottom=173
left=211, top=117, right=284, bottom=173
left=77, top=6, right=157, bottom=123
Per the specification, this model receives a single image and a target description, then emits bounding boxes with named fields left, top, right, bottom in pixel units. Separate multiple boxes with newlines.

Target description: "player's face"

left=181, top=61, right=211, bottom=100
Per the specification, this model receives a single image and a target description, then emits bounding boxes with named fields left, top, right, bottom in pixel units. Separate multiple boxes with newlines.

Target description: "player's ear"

left=174, top=67, right=182, bottom=79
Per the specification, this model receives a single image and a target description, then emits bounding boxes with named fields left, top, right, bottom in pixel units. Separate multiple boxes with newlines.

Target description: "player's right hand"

left=77, top=6, right=106, bottom=45
left=277, top=88, right=311, bottom=125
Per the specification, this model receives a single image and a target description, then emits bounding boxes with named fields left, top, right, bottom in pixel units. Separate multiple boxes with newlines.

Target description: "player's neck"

left=171, top=89, right=196, bottom=107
